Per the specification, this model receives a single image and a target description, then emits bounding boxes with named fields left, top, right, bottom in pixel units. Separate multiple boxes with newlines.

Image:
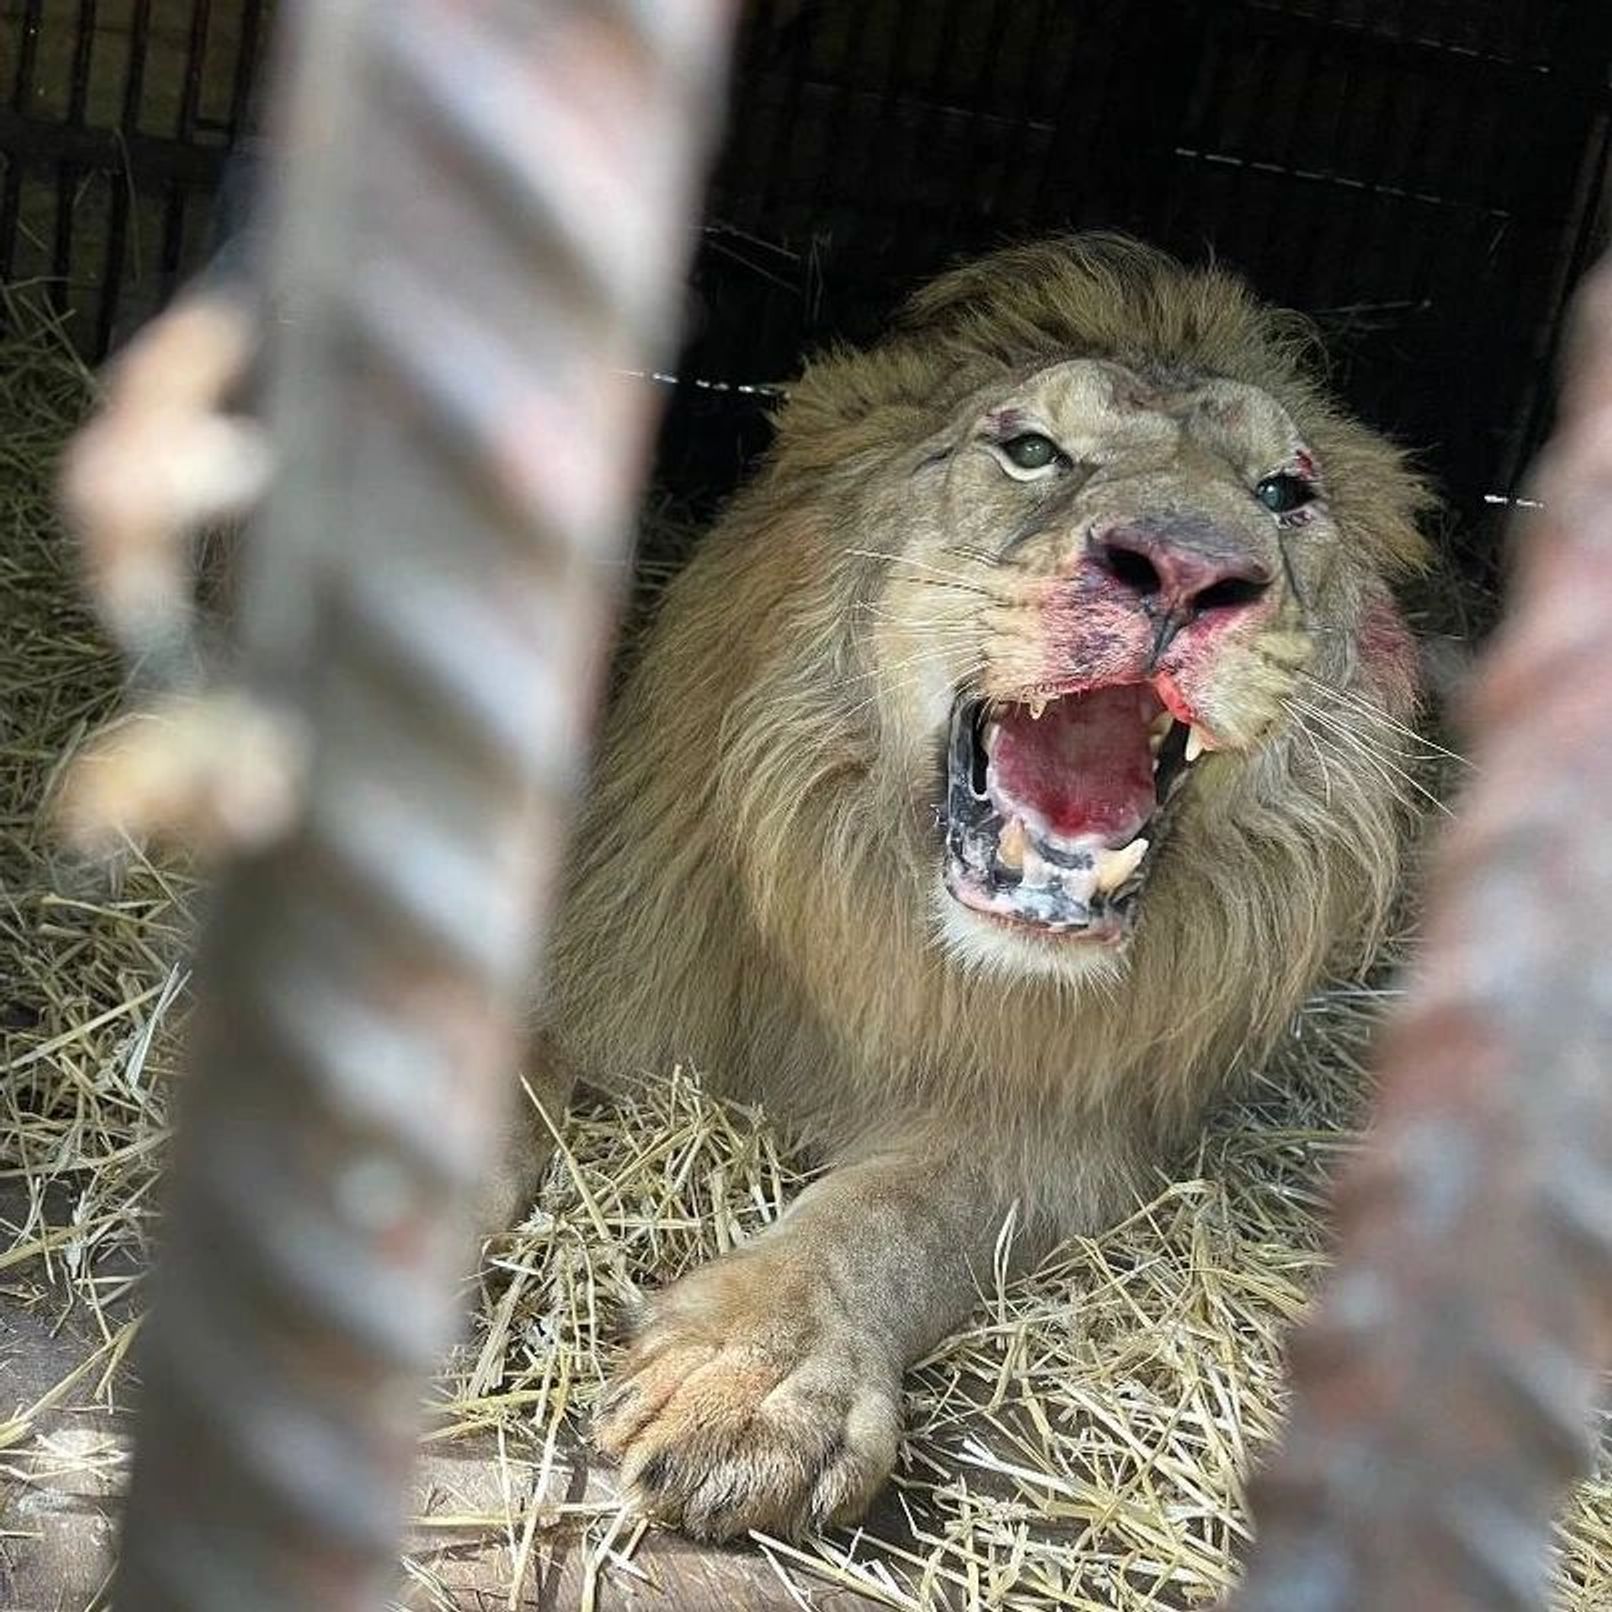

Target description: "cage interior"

left=4, top=4, right=1612, bottom=1608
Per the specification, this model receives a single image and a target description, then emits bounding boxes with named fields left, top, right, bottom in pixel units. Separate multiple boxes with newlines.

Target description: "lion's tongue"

left=988, top=685, right=1156, bottom=846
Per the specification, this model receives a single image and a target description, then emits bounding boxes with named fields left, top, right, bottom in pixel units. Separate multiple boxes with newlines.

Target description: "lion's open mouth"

left=942, top=684, right=1204, bottom=940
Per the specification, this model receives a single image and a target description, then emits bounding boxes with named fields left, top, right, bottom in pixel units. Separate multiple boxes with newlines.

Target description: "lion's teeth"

left=1148, top=712, right=1173, bottom=755
left=1020, top=844, right=1054, bottom=889
left=1093, top=837, right=1149, bottom=894
left=1028, top=697, right=1048, bottom=721
left=998, top=817, right=1027, bottom=871
left=1185, top=725, right=1208, bottom=763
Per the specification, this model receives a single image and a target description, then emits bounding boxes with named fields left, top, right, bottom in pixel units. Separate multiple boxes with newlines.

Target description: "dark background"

left=3, top=0, right=1609, bottom=588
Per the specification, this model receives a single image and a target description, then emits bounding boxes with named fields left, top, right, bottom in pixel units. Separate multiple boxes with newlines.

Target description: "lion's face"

left=865, top=357, right=1359, bottom=978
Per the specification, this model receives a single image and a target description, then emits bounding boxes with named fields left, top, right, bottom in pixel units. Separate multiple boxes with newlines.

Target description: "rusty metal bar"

left=1225, top=248, right=1612, bottom=1611
left=107, top=3, right=734, bottom=1608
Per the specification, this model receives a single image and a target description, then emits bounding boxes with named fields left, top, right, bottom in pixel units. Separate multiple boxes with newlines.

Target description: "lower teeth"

left=998, top=818, right=1027, bottom=871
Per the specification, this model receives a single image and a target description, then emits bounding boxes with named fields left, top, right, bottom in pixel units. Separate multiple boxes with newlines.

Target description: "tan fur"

left=526, top=234, right=1434, bottom=1538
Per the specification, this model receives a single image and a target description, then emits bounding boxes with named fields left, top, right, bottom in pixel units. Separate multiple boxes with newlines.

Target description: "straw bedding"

left=2, top=312, right=1609, bottom=1609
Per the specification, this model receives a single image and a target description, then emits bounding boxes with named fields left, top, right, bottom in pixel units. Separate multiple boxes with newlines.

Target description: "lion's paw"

left=593, top=1264, right=902, bottom=1540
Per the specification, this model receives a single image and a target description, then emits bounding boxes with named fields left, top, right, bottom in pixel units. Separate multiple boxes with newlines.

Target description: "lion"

left=498, top=233, right=1434, bottom=1542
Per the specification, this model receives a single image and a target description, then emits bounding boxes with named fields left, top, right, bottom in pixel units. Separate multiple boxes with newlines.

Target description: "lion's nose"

left=1092, top=520, right=1273, bottom=623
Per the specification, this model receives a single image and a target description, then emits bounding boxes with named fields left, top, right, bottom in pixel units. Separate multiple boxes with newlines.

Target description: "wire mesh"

left=665, top=0, right=1611, bottom=580
left=2, top=1, right=1607, bottom=575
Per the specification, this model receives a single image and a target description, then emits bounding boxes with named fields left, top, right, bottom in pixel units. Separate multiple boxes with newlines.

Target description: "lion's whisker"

left=850, top=550, right=1012, bottom=602
left=839, top=658, right=987, bottom=725
left=1294, top=671, right=1469, bottom=767
left=1288, top=696, right=1407, bottom=767
left=851, top=604, right=980, bottom=636
left=1287, top=691, right=1431, bottom=760
left=1286, top=699, right=1451, bottom=816
left=1297, top=720, right=1391, bottom=813
left=1290, top=716, right=1336, bottom=807
left=1287, top=693, right=1440, bottom=768
left=824, top=645, right=974, bottom=694
left=848, top=550, right=977, bottom=584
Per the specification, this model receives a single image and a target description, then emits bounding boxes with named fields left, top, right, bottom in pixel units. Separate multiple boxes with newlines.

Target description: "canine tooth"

left=998, top=817, right=1027, bottom=871
left=1185, top=725, right=1208, bottom=763
left=1028, top=696, right=1048, bottom=721
left=1093, top=837, right=1148, bottom=894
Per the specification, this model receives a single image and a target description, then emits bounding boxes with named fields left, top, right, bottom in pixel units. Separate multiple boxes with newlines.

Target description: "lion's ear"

left=769, top=348, right=959, bottom=480
left=784, top=345, right=959, bottom=430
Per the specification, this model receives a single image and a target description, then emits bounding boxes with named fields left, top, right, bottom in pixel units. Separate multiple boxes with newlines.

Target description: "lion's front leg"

left=594, top=1152, right=1017, bottom=1540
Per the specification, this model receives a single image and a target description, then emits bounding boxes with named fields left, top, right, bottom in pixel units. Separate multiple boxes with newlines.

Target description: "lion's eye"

left=1001, top=433, right=1062, bottom=471
left=1255, top=473, right=1316, bottom=514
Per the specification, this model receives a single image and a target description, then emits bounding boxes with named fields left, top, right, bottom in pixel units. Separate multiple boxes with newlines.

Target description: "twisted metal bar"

left=109, top=3, right=734, bottom=1607
left=1226, top=249, right=1612, bottom=1610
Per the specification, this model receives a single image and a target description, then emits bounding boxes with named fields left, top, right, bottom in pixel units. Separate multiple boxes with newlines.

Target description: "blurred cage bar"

left=1, top=1, right=1610, bottom=563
